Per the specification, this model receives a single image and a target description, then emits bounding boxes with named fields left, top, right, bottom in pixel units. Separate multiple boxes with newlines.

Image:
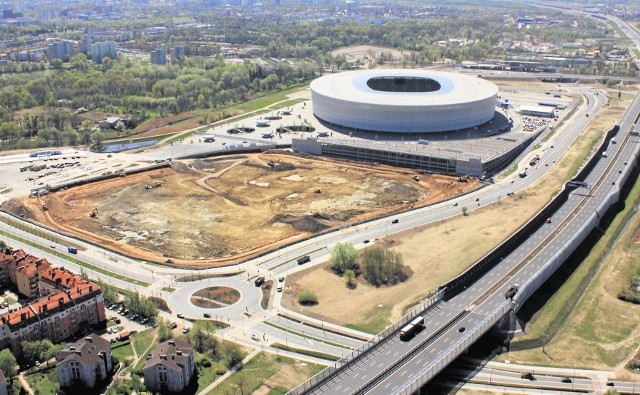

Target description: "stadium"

left=310, top=69, right=499, bottom=133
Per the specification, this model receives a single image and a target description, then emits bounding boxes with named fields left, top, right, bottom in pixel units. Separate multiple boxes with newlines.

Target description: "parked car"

left=177, top=313, right=184, bottom=319
left=203, top=313, right=211, bottom=318
left=170, top=322, right=178, bottom=329
left=182, top=327, right=190, bottom=334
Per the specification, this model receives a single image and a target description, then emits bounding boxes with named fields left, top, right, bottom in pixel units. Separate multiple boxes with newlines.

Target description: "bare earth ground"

left=282, top=83, right=637, bottom=331
left=4, top=152, right=476, bottom=266
left=330, top=45, right=417, bottom=68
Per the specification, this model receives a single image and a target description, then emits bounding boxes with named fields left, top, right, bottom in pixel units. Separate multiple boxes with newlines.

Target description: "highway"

left=295, top=69, right=640, bottom=395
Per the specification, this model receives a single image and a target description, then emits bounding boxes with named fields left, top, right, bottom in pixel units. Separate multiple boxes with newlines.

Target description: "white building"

left=56, top=335, right=112, bottom=389
left=143, top=339, right=195, bottom=393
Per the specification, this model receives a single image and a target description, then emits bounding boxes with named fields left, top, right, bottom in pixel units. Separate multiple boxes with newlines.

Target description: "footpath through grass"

left=211, top=352, right=325, bottom=395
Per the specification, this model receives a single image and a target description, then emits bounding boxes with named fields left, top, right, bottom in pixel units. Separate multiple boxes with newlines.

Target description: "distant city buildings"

left=171, top=45, right=185, bottom=62
left=0, top=248, right=106, bottom=354
left=150, top=48, right=167, bottom=65
left=48, top=40, right=74, bottom=62
left=57, top=334, right=112, bottom=390
left=90, top=41, right=117, bottom=63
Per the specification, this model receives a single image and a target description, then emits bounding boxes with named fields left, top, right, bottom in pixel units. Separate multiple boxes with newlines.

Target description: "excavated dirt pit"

left=4, top=152, right=478, bottom=267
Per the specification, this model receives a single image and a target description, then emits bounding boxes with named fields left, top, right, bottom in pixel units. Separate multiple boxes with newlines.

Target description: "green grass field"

left=210, top=352, right=325, bottom=395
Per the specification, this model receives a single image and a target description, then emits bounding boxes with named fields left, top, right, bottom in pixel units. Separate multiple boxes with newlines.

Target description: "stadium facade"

left=310, top=70, right=498, bottom=133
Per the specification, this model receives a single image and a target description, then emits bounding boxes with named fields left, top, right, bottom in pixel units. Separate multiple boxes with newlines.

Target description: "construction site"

left=2, top=152, right=478, bottom=267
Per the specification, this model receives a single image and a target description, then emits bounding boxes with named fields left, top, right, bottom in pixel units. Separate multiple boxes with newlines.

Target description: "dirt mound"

left=271, top=162, right=296, bottom=172
left=191, top=159, right=213, bottom=170
left=273, top=214, right=335, bottom=233
left=0, top=198, right=36, bottom=220
left=171, top=161, right=194, bottom=173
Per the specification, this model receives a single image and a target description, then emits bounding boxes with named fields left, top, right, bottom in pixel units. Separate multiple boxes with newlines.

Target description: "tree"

left=0, top=240, right=5, bottom=250
left=329, top=243, right=359, bottom=275
left=360, top=246, right=407, bottom=287
left=22, top=340, right=60, bottom=366
left=190, top=324, right=217, bottom=354
left=461, top=206, right=468, bottom=216
left=50, top=59, right=63, bottom=69
left=0, top=349, right=16, bottom=382
left=344, top=269, right=356, bottom=289
left=157, top=319, right=172, bottom=342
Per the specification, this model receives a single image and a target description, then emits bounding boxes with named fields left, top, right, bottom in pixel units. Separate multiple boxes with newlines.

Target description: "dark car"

left=391, top=219, right=399, bottom=224
left=203, top=313, right=211, bottom=318
left=177, top=313, right=184, bottom=319
left=297, top=255, right=311, bottom=265
left=458, top=327, right=465, bottom=333
left=561, top=377, right=572, bottom=383
left=363, top=240, right=370, bottom=244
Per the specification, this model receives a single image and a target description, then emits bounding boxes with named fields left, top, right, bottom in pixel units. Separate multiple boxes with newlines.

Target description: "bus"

left=399, top=316, right=425, bottom=340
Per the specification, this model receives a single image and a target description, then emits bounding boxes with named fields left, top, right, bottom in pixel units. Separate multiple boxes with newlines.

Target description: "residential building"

left=9, top=255, right=51, bottom=298
left=0, top=281, right=105, bottom=353
left=143, top=339, right=195, bottom=393
left=48, top=40, right=74, bottom=62
left=90, top=41, right=117, bottom=63
left=57, top=334, right=112, bottom=389
left=150, top=48, right=167, bottom=65
left=171, top=45, right=185, bottom=62
left=0, top=369, right=7, bottom=395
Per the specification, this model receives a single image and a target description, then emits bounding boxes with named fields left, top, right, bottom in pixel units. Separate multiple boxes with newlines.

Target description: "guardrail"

left=393, top=302, right=512, bottom=395
left=354, top=309, right=469, bottom=394
left=287, top=288, right=445, bottom=395
left=514, top=123, right=639, bottom=310
left=438, top=123, right=621, bottom=300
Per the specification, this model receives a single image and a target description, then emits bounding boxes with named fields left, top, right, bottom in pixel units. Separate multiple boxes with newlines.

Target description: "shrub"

left=298, top=291, right=318, bottom=306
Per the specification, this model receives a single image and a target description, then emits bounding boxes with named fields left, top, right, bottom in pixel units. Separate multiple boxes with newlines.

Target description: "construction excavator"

left=89, top=208, right=98, bottom=218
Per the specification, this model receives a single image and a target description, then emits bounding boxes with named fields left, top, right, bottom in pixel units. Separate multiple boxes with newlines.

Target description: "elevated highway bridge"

left=290, top=63, right=640, bottom=395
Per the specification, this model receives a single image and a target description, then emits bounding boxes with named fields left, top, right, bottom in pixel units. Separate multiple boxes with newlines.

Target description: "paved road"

left=298, top=83, right=637, bottom=394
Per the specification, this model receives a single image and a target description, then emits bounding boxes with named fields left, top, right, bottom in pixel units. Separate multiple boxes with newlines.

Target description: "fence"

left=286, top=288, right=445, bottom=395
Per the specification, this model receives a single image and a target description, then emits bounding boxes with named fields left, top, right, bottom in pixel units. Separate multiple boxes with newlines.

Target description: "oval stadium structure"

left=310, top=69, right=499, bottom=133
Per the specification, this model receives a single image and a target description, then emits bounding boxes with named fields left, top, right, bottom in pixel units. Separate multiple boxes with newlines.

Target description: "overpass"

left=289, top=74, right=640, bottom=395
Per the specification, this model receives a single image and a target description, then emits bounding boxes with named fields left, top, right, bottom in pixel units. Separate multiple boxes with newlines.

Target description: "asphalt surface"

left=300, top=83, right=639, bottom=393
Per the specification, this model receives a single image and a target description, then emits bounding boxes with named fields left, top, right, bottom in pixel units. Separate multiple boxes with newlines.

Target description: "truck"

left=399, top=316, right=425, bottom=341
left=297, top=255, right=311, bottom=265
left=67, top=246, right=78, bottom=254
left=505, top=284, right=519, bottom=299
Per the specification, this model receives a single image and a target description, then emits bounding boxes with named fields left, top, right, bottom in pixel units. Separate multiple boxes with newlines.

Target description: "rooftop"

left=144, top=339, right=194, bottom=372
left=57, top=334, right=110, bottom=366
